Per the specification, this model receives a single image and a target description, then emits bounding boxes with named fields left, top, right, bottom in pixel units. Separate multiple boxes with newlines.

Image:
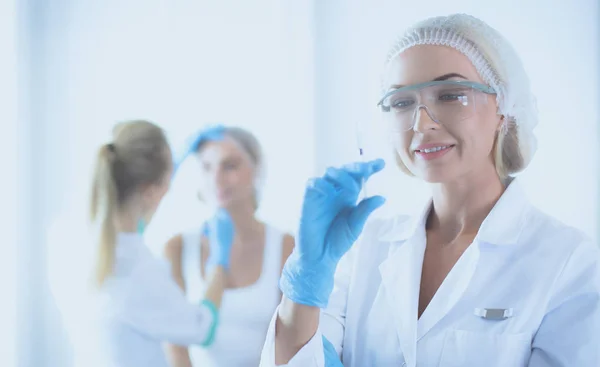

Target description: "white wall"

left=18, top=1, right=76, bottom=365
left=0, top=1, right=18, bottom=365
left=313, top=0, right=600, bottom=239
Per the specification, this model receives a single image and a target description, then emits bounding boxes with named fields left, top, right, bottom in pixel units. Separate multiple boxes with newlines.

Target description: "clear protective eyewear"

left=377, top=80, right=496, bottom=132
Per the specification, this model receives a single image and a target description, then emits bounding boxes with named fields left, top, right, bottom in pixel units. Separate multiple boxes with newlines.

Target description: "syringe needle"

left=356, top=122, right=368, bottom=198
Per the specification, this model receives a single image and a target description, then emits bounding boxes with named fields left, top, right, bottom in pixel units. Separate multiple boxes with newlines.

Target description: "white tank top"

left=181, top=224, right=283, bottom=367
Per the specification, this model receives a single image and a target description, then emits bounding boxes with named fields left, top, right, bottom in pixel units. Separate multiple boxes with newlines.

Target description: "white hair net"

left=385, top=13, right=538, bottom=167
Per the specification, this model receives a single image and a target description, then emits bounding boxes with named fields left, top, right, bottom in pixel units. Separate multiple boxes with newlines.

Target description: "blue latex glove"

left=203, top=208, right=235, bottom=272
left=323, top=336, right=344, bottom=366
left=280, top=159, right=386, bottom=308
left=172, top=124, right=226, bottom=176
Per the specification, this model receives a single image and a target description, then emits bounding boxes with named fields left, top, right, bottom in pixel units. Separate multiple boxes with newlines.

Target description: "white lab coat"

left=260, top=180, right=600, bottom=366
left=95, top=233, right=214, bottom=367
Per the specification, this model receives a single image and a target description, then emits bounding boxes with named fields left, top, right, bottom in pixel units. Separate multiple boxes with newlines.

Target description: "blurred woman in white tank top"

left=164, top=125, right=294, bottom=367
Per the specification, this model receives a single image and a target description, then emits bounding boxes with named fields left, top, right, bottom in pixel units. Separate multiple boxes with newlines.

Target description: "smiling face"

left=383, top=45, right=503, bottom=183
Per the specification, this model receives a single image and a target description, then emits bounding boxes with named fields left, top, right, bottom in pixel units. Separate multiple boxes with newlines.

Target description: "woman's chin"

left=414, top=167, right=457, bottom=184
left=217, top=196, right=237, bottom=208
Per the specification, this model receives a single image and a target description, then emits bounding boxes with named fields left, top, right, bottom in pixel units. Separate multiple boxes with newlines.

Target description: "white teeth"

left=421, top=145, right=450, bottom=153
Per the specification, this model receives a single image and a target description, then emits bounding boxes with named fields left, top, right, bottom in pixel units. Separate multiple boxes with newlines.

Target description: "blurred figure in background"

left=164, top=125, right=294, bottom=367
left=88, top=120, right=232, bottom=367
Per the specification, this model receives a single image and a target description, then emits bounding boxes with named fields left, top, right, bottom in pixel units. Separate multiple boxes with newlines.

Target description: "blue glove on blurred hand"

left=172, top=124, right=226, bottom=176
left=280, top=159, right=386, bottom=308
left=323, top=336, right=344, bottom=366
left=204, top=208, right=235, bottom=272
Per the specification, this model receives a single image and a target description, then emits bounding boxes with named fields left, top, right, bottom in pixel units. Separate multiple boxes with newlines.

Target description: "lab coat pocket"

left=439, top=330, right=531, bottom=367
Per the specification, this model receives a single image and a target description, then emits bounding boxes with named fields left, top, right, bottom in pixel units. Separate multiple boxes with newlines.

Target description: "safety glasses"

left=377, top=80, right=496, bottom=132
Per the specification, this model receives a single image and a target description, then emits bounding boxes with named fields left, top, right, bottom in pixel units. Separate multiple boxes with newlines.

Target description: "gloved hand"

left=280, top=159, right=386, bottom=308
left=172, top=124, right=226, bottom=176
left=323, top=336, right=344, bottom=367
left=204, top=208, right=235, bottom=272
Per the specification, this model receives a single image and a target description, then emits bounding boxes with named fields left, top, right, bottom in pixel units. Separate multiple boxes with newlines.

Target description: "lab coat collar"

left=474, top=178, right=530, bottom=246
left=377, top=178, right=530, bottom=246
left=115, top=232, right=147, bottom=258
left=116, top=232, right=144, bottom=245
left=379, top=226, right=425, bottom=367
left=376, top=197, right=431, bottom=242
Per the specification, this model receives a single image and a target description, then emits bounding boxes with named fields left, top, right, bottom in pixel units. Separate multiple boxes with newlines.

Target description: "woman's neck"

left=224, top=200, right=262, bottom=241
left=428, top=164, right=505, bottom=240
left=115, top=202, right=143, bottom=233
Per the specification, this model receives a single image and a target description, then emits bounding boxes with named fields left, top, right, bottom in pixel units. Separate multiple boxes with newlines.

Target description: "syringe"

left=356, top=121, right=368, bottom=198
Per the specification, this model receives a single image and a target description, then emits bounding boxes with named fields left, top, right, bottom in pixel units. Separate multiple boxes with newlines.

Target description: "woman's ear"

left=497, top=115, right=506, bottom=133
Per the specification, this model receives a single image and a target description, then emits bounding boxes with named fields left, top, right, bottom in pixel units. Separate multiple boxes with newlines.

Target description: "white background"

left=3, top=0, right=598, bottom=366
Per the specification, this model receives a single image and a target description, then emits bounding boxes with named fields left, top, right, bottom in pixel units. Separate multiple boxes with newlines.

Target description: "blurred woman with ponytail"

left=88, top=120, right=231, bottom=367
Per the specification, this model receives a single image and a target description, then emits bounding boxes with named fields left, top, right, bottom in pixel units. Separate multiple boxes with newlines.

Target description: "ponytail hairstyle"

left=89, top=120, right=171, bottom=287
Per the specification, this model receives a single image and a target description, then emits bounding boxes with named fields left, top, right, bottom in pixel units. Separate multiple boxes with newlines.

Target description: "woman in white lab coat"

left=260, top=14, right=600, bottom=367
left=87, top=120, right=232, bottom=367
left=163, top=125, right=294, bottom=367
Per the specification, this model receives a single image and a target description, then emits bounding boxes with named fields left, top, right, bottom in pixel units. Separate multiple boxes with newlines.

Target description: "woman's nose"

left=412, top=105, right=440, bottom=133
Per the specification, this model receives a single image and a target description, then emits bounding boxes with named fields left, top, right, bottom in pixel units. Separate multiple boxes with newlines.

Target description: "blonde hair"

left=89, top=120, right=170, bottom=287
left=197, top=126, right=264, bottom=210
